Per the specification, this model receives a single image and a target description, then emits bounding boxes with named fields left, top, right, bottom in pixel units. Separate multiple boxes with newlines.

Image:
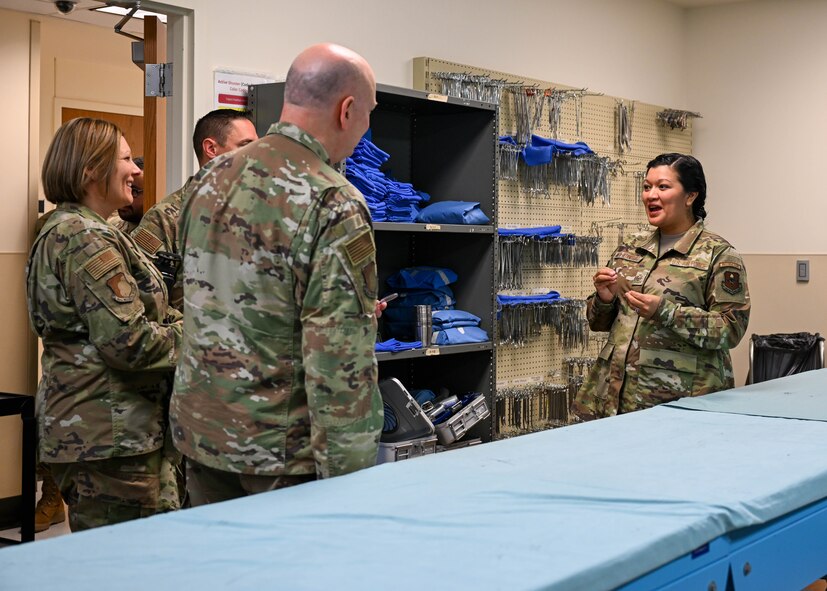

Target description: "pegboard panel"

left=496, top=328, right=569, bottom=382
left=413, top=57, right=694, bottom=391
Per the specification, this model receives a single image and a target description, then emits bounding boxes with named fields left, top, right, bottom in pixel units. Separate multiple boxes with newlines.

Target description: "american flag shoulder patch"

left=343, top=228, right=374, bottom=268
left=84, top=248, right=120, bottom=280
left=133, top=228, right=163, bottom=255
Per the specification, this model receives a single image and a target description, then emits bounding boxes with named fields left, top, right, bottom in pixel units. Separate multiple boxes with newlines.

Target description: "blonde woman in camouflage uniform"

left=574, top=153, right=750, bottom=420
left=26, top=118, right=183, bottom=531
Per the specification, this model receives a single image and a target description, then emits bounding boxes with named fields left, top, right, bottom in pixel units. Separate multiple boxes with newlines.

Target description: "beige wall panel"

left=0, top=9, right=33, bottom=499
left=0, top=253, right=33, bottom=498
left=0, top=416, right=23, bottom=498
left=0, top=255, right=32, bottom=400
left=730, top=254, right=827, bottom=386
left=54, top=58, right=144, bottom=109
left=0, top=9, right=33, bottom=255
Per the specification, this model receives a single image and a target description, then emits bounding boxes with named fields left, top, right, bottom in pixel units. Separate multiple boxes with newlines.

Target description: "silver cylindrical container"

left=415, top=305, right=432, bottom=346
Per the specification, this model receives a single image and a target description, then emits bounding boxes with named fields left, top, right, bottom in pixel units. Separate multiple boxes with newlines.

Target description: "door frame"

left=145, top=2, right=195, bottom=194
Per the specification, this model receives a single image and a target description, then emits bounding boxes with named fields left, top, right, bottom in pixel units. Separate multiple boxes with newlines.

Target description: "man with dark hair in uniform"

left=132, top=110, right=258, bottom=310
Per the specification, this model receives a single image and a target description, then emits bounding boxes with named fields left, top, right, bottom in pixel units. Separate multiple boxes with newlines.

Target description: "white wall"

left=162, top=0, right=688, bottom=141
left=686, top=0, right=827, bottom=254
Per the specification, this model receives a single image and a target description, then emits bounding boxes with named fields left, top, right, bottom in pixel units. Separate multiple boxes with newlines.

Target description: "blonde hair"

left=41, top=118, right=122, bottom=204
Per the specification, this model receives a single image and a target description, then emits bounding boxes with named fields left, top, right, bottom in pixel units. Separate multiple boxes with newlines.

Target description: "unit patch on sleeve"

left=106, top=272, right=136, bottom=302
left=722, top=270, right=743, bottom=295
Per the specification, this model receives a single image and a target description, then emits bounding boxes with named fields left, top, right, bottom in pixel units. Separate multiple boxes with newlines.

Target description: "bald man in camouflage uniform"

left=170, top=43, right=383, bottom=504
left=573, top=220, right=750, bottom=420
left=132, top=110, right=258, bottom=311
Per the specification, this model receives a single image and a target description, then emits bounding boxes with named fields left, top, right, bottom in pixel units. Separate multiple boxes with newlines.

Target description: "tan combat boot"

left=34, top=470, right=65, bottom=533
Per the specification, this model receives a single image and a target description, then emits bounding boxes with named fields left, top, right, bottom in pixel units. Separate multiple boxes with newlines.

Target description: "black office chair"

left=747, top=332, right=825, bottom=385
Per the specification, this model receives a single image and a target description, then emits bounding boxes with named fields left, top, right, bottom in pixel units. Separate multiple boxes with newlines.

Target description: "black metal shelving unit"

left=250, top=82, right=498, bottom=441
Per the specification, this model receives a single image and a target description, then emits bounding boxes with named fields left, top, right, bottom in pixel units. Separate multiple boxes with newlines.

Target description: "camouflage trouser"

left=49, top=448, right=181, bottom=532
left=36, top=462, right=57, bottom=484
left=186, top=457, right=314, bottom=506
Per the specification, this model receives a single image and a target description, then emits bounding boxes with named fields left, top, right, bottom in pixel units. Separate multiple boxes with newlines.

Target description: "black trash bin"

left=748, top=332, right=825, bottom=384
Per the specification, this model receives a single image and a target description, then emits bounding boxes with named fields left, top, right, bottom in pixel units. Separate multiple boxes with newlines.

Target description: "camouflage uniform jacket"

left=131, top=178, right=194, bottom=312
left=573, top=220, right=750, bottom=420
left=26, top=203, right=183, bottom=462
left=170, top=122, right=383, bottom=478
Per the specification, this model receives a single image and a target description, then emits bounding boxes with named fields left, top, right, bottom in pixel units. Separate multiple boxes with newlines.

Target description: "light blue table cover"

left=667, top=368, right=827, bottom=421
left=2, top=374, right=827, bottom=591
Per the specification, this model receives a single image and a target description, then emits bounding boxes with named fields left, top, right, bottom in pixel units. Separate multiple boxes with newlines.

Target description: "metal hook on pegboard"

left=656, top=108, right=702, bottom=131
left=495, top=380, right=572, bottom=438
left=632, top=170, right=646, bottom=205
left=616, top=99, right=635, bottom=153
left=510, top=85, right=544, bottom=145
left=545, top=88, right=604, bottom=140
left=429, top=72, right=509, bottom=104
left=498, top=138, right=521, bottom=181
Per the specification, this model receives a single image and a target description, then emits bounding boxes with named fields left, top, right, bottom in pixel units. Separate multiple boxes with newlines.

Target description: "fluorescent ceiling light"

left=94, top=6, right=168, bottom=22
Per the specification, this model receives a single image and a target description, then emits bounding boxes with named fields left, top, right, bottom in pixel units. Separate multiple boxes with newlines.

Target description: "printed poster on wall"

left=213, top=70, right=275, bottom=111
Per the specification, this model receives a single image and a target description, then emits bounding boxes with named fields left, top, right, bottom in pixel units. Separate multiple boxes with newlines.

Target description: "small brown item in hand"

left=615, top=273, right=633, bottom=295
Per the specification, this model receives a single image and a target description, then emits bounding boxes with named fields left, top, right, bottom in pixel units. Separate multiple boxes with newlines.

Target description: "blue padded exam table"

left=2, top=370, right=827, bottom=590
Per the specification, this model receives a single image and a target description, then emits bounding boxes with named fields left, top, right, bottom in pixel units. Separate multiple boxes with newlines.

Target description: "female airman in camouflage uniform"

left=573, top=153, right=750, bottom=420
left=26, top=118, right=183, bottom=530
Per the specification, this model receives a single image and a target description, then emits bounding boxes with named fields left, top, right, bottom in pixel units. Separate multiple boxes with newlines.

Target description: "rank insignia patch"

left=722, top=270, right=742, bottom=295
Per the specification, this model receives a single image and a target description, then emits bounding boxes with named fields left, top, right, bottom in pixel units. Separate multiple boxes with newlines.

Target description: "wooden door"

left=61, top=108, right=144, bottom=157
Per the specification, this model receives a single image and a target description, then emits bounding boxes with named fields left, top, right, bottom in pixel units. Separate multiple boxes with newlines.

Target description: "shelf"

left=250, top=80, right=497, bottom=442
left=376, top=342, right=493, bottom=362
left=374, top=222, right=493, bottom=234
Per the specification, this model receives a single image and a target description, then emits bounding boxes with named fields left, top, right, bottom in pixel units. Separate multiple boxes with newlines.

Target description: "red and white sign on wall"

left=213, top=70, right=276, bottom=111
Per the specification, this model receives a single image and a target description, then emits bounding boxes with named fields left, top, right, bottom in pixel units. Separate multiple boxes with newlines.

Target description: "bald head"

left=281, top=44, right=377, bottom=163
left=285, top=44, right=373, bottom=110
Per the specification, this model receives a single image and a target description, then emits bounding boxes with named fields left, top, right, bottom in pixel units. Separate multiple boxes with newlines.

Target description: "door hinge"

left=145, top=63, right=173, bottom=98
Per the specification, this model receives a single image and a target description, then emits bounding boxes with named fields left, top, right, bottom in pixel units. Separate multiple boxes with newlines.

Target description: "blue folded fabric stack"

left=497, top=290, right=563, bottom=308
left=345, top=136, right=430, bottom=222
left=521, top=134, right=594, bottom=166
left=383, top=266, right=458, bottom=339
left=375, top=338, right=423, bottom=352
left=415, top=201, right=490, bottom=225
left=497, top=225, right=563, bottom=238
left=431, top=309, right=489, bottom=345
